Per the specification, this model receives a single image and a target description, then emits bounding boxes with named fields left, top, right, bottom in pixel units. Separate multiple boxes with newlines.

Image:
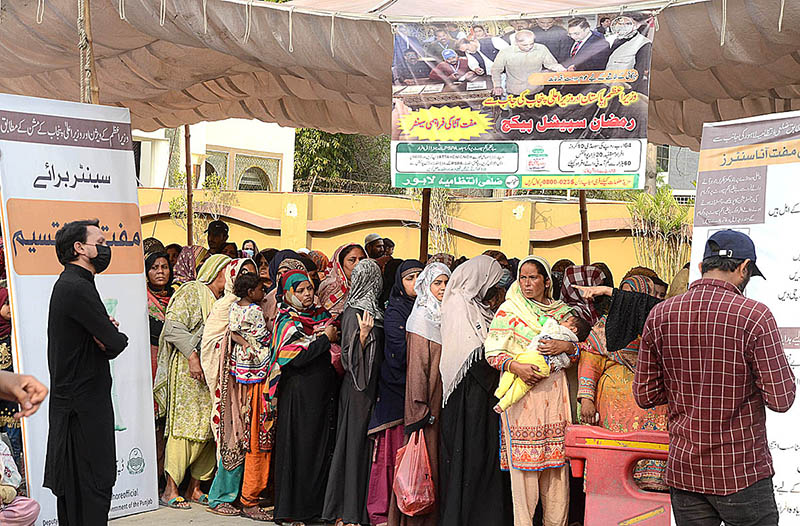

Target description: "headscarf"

left=440, top=255, right=503, bottom=404
left=560, top=265, right=606, bottom=325
left=667, top=267, right=690, bottom=298
left=407, top=262, right=451, bottom=344
left=267, top=249, right=303, bottom=291
left=267, top=270, right=332, bottom=397
left=200, top=258, right=255, bottom=394
left=429, top=253, right=455, bottom=269
left=196, top=253, right=231, bottom=284
left=318, top=243, right=364, bottom=316
left=308, top=250, right=330, bottom=279
left=345, top=259, right=384, bottom=320
left=145, top=252, right=172, bottom=347
left=174, top=245, right=209, bottom=284
left=485, top=255, right=573, bottom=365
left=586, top=275, right=654, bottom=371
left=379, top=258, right=402, bottom=307
left=604, top=274, right=662, bottom=354
left=143, top=237, right=165, bottom=254
left=370, top=260, right=424, bottom=432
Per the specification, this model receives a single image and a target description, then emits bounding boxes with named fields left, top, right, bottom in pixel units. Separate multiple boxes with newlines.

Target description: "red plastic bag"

left=393, top=429, right=435, bottom=516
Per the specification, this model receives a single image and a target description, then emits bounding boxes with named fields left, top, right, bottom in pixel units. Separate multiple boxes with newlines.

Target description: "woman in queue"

left=317, top=244, right=367, bottom=317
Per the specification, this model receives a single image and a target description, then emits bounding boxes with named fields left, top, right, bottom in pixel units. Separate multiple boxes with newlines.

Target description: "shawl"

left=263, top=258, right=306, bottom=325
left=200, top=258, right=255, bottom=395
left=486, top=255, right=573, bottom=363
left=429, top=252, right=455, bottom=269
left=370, top=259, right=424, bottom=432
left=152, top=254, right=230, bottom=420
left=308, top=250, right=330, bottom=280
left=344, top=259, right=384, bottom=320
left=407, top=262, right=451, bottom=345
left=440, top=255, right=504, bottom=404
left=560, top=265, right=606, bottom=325
left=173, top=245, right=208, bottom=285
left=605, top=275, right=662, bottom=354
left=267, top=269, right=332, bottom=397
left=0, top=288, right=10, bottom=340
left=146, top=252, right=172, bottom=344
left=586, top=275, right=654, bottom=370
left=667, top=267, right=690, bottom=298
left=379, top=258, right=402, bottom=307
left=317, top=243, right=364, bottom=315
left=267, top=249, right=302, bottom=291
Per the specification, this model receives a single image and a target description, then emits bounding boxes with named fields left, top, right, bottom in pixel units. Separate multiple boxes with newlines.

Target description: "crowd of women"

left=142, top=232, right=689, bottom=526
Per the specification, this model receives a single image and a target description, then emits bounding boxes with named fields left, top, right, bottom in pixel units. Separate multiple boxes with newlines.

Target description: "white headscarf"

left=407, top=262, right=451, bottom=345
left=439, top=255, right=504, bottom=404
left=344, top=259, right=384, bottom=320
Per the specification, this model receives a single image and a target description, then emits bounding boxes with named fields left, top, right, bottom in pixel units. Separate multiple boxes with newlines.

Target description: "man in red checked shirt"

left=634, top=229, right=795, bottom=526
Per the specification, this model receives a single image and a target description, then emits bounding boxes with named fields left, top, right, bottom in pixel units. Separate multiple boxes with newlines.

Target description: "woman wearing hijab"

left=323, top=259, right=384, bottom=526
left=145, top=251, right=173, bottom=488
left=485, top=256, right=578, bottom=526
left=263, top=251, right=307, bottom=326
left=308, top=250, right=331, bottom=280
left=154, top=254, right=231, bottom=510
left=317, top=244, right=367, bottom=317
left=578, top=275, right=668, bottom=491
left=200, top=259, right=273, bottom=520
left=559, top=264, right=607, bottom=326
left=438, top=255, right=511, bottom=526
left=399, top=262, right=451, bottom=526
left=368, top=260, right=424, bottom=526
left=172, top=245, right=209, bottom=286
left=272, top=270, right=341, bottom=526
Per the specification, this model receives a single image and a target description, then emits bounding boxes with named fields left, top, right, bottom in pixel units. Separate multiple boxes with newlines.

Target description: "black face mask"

left=90, top=244, right=112, bottom=274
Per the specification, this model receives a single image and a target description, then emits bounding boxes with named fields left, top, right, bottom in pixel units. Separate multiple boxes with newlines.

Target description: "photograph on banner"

left=690, top=109, right=800, bottom=525
left=391, top=12, right=654, bottom=189
left=0, top=93, right=158, bottom=525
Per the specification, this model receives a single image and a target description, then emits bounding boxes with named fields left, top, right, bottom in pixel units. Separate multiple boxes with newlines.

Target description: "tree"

left=294, top=129, right=357, bottom=191
left=168, top=170, right=237, bottom=245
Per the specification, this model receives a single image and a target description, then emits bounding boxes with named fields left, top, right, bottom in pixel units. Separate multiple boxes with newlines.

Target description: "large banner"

left=391, top=14, right=654, bottom=190
left=0, top=94, right=158, bottom=524
left=691, top=110, right=800, bottom=523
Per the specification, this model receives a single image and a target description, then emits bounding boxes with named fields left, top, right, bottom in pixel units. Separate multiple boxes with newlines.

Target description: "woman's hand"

left=357, top=311, right=374, bottom=347
left=324, top=324, right=339, bottom=343
left=188, top=352, right=205, bottom=383
left=509, top=361, right=547, bottom=387
left=580, top=399, right=599, bottom=425
left=573, top=285, right=613, bottom=300
left=538, top=339, right=574, bottom=356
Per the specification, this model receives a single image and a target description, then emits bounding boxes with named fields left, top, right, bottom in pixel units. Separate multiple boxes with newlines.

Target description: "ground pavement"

left=111, top=506, right=328, bottom=525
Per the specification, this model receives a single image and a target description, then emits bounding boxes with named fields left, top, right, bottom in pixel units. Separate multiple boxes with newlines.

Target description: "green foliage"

left=627, top=185, right=693, bottom=282
left=294, top=129, right=357, bottom=187
left=168, top=169, right=237, bottom=245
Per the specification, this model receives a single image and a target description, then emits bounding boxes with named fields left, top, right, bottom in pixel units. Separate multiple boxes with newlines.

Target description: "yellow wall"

left=139, top=189, right=646, bottom=282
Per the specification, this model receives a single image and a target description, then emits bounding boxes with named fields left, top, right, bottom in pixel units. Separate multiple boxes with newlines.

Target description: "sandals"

left=159, top=496, right=190, bottom=510
left=208, top=502, right=240, bottom=516
left=190, top=493, right=210, bottom=506
left=241, top=505, right=274, bottom=522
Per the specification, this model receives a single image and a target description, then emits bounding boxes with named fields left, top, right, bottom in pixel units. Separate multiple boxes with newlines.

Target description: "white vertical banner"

left=0, top=94, right=158, bottom=524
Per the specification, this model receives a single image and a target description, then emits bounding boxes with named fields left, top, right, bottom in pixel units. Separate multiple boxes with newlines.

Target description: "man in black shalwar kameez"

left=44, top=219, right=129, bottom=525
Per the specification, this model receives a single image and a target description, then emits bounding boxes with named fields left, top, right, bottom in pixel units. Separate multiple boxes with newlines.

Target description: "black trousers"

left=57, top=486, right=112, bottom=526
left=670, top=477, right=778, bottom=526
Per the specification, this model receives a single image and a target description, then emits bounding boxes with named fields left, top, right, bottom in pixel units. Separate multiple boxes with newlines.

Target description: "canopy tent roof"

left=1, top=0, right=799, bottom=149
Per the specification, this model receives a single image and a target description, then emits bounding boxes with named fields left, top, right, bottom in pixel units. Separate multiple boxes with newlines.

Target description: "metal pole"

left=579, top=190, right=590, bottom=265
left=184, top=125, right=194, bottom=246
left=419, top=188, right=431, bottom=263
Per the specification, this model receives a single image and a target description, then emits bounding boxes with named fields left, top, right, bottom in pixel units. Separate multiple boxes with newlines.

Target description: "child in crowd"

left=229, top=273, right=272, bottom=384
left=494, top=313, right=590, bottom=413
left=0, top=436, right=39, bottom=526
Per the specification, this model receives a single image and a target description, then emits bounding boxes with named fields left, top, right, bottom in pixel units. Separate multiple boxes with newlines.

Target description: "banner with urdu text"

left=690, top=110, right=800, bottom=524
left=390, top=13, right=654, bottom=190
left=0, top=94, right=158, bottom=525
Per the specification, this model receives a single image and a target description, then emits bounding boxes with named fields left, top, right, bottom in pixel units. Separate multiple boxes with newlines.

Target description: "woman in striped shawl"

left=271, top=269, right=340, bottom=526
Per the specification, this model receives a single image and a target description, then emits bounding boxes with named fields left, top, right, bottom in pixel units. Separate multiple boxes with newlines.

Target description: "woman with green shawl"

left=153, top=254, right=231, bottom=510
left=485, top=256, right=579, bottom=526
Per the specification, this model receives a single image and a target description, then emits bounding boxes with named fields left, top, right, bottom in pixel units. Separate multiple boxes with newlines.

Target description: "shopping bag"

left=393, top=429, right=435, bottom=516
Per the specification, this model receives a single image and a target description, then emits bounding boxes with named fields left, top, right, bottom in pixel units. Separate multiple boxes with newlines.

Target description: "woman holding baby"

left=485, top=256, right=587, bottom=526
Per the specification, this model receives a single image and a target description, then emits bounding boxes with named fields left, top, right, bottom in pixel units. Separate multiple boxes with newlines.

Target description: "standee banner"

left=0, top=94, right=158, bottom=524
left=390, top=14, right=654, bottom=190
left=690, top=110, right=800, bottom=523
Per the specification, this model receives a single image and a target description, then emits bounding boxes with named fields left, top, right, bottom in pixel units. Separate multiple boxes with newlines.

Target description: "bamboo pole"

left=419, top=188, right=431, bottom=263
left=81, top=0, right=100, bottom=104
left=185, top=125, right=194, bottom=246
left=579, top=190, right=590, bottom=265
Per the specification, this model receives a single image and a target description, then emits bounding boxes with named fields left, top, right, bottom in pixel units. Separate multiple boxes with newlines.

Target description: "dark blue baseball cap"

left=703, top=229, right=764, bottom=278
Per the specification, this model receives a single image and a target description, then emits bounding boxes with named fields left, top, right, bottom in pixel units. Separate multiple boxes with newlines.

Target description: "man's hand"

left=109, top=316, right=120, bottom=328
left=93, top=336, right=107, bottom=352
left=0, top=371, right=48, bottom=418
left=474, top=67, right=485, bottom=76
left=509, top=361, right=547, bottom=387
left=0, top=304, right=11, bottom=321
left=188, top=352, right=205, bottom=384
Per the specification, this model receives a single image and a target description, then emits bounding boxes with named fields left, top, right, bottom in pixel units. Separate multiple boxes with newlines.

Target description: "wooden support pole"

left=81, top=0, right=100, bottom=104
left=185, top=125, right=194, bottom=246
left=579, top=190, right=590, bottom=265
left=419, top=188, right=431, bottom=263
